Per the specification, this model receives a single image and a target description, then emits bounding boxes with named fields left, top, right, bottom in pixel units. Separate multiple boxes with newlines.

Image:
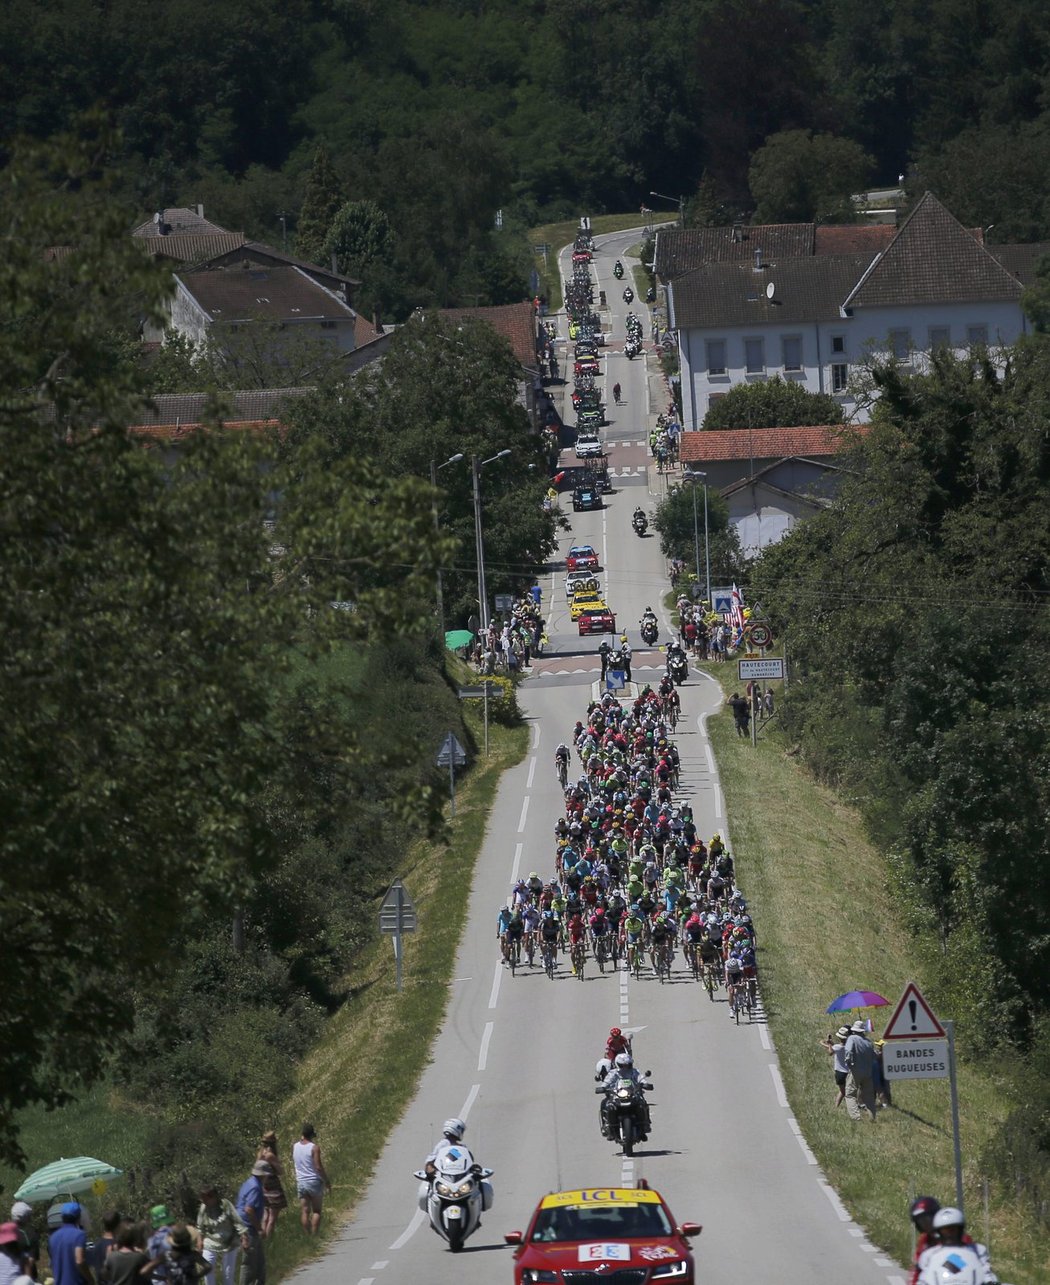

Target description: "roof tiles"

left=679, top=425, right=857, bottom=463
left=441, top=302, right=539, bottom=369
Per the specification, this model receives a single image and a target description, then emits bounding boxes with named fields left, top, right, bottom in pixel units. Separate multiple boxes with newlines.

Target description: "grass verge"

left=699, top=662, right=1045, bottom=1283
left=263, top=710, right=528, bottom=1281
left=530, top=214, right=673, bottom=311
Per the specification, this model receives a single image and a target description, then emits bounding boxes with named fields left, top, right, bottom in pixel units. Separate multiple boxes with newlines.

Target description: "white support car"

left=575, top=433, right=604, bottom=459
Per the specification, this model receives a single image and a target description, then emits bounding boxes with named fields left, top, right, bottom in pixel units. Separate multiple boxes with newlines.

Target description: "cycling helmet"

left=542, top=910, right=554, bottom=920
left=614, top=1052, right=633, bottom=1070
left=932, top=1207, right=965, bottom=1231
left=529, top=871, right=539, bottom=880
left=909, top=1196, right=941, bottom=1225
left=443, top=1118, right=467, bottom=1141
left=610, top=1027, right=621, bottom=1037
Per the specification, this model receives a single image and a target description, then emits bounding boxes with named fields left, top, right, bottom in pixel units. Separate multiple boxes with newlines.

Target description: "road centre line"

left=488, top=960, right=502, bottom=1009
left=370, top=1263, right=388, bottom=1271
left=517, top=796, right=530, bottom=833
left=459, top=1082, right=481, bottom=1121
left=511, top=841, right=523, bottom=884
left=387, top=1210, right=424, bottom=1251
left=478, top=1021, right=494, bottom=1071
left=526, top=756, right=536, bottom=789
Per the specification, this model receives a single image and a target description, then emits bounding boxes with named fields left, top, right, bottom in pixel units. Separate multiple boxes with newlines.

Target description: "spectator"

left=292, top=1124, right=332, bottom=1236
left=158, top=1229, right=207, bottom=1285
left=48, top=1205, right=92, bottom=1285
left=873, top=1039, right=893, bottom=1108
left=236, top=1163, right=269, bottom=1285
left=10, top=1204, right=37, bottom=1280
left=821, top=1026, right=851, bottom=1107
left=0, top=1222, right=31, bottom=1285
left=255, top=1134, right=287, bottom=1239
left=146, top=1209, right=171, bottom=1285
left=763, top=688, right=775, bottom=719
left=100, top=1222, right=151, bottom=1285
left=843, top=1021, right=878, bottom=1121
left=195, top=1188, right=247, bottom=1285
left=727, top=693, right=750, bottom=737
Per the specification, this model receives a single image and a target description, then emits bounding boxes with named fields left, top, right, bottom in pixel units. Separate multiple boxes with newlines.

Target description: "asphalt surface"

left=292, top=231, right=905, bottom=1285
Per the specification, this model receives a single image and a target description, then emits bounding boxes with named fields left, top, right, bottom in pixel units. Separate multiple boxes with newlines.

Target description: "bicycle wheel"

left=734, top=990, right=741, bottom=1025
left=596, top=938, right=606, bottom=973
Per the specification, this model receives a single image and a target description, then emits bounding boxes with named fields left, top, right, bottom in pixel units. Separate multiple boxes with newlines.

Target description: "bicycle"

left=524, top=931, right=536, bottom=968
left=685, top=941, right=701, bottom=982
left=507, top=934, right=522, bottom=975
left=627, top=939, right=643, bottom=978
left=593, top=933, right=608, bottom=974
left=556, top=756, right=568, bottom=788
left=727, top=977, right=743, bottom=1023
left=702, top=959, right=717, bottom=1001
left=570, top=938, right=586, bottom=980
left=541, top=938, right=558, bottom=979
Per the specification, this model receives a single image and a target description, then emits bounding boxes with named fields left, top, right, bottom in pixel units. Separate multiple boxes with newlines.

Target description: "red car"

left=505, top=1183, right=701, bottom=1284
left=578, top=607, right=615, bottom=635
left=566, top=545, right=599, bottom=572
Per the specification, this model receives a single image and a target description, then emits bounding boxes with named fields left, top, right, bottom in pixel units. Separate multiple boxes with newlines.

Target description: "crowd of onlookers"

left=0, top=1126, right=332, bottom=1285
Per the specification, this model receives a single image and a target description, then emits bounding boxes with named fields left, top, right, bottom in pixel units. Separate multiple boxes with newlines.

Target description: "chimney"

left=731, top=222, right=743, bottom=243
left=155, top=210, right=169, bottom=236
left=753, top=247, right=763, bottom=271
left=196, top=203, right=204, bottom=218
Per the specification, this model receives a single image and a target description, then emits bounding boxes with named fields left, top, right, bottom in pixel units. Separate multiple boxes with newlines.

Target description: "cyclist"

left=589, top=905, right=610, bottom=960
left=567, top=910, right=587, bottom=974
left=725, top=950, right=745, bottom=1015
left=522, top=902, right=541, bottom=963
left=506, top=909, right=525, bottom=964
left=682, top=910, right=705, bottom=974
left=497, top=903, right=514, bottom=963
left=622, top=904, right=646, bottom=967
left=555, top=742, right=570, bottom=785
left=649, top=912, right=674, bottom=973
left=526, top=871, right=544, bottom=903
left=580, top=875, right=600, bottom=908
left=539, top=909, right=561, bottom=971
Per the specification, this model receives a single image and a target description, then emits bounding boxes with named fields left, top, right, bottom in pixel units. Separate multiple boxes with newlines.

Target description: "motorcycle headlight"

left=651, top=1261, right=689, bottom=1279
left=435, top=1182, right=454, bottom=1197
left=617, top=1088, right=631, bottom=1099
left=456, top=1180, right=475, bottom=1196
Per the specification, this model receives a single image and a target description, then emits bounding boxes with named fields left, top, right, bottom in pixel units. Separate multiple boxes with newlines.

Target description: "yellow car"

left=570, top=589, right=609, bottom=620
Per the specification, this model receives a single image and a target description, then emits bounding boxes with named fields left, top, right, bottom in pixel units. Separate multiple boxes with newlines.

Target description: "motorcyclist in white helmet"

left=596, top=1053, right=653, bottom=1139
left=916, top=1207, right=999, bottom=1284
left=424, top=1118, right=475, bottom=1178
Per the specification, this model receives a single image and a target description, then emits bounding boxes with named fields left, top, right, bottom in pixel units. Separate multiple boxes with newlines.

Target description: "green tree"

left=0, top=131, right=449, bottom=1169
left=1022, top=253, right=1050, bottom=331
left=652, top=481, right=745, bottom=585
left=748, top=129, right=874, bottom=223
left=296, top=142, right=344, bottom=266
left=702, top=376, right=845, bottom=429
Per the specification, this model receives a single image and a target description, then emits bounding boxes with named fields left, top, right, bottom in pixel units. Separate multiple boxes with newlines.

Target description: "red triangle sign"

left=881, top=981, right=946, bottom=1040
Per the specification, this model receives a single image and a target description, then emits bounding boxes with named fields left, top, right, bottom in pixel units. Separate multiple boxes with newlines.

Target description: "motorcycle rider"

left=632, top=507, right=647, bottom=532
left=908, top=1197, right=941, bottom=1285
left=595, top=1053, right=653, bottom=1140
left=423, top=1119, right=474, bottom=1180
left=916, top=1208, right=997, bottom=1284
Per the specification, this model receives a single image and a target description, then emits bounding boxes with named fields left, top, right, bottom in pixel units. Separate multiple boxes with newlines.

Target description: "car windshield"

left=530, top=1202, right=673, bottom=1243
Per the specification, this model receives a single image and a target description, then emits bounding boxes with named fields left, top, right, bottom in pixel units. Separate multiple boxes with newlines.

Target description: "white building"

left=666, top=194, right=1043, bottom=429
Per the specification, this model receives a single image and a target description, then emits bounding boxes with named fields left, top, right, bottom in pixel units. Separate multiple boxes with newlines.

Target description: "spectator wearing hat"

left=820, top=1026, right=851, bottom=1107
left=48, top=1205, right=93, bottom=1285
left=145, top=1208, right=172, bottom=1285
left=843, top=1020, right=878, bottom=1122
left=194, top=1189, right=247, bottom=1285
left=0, top=1221, right=32, bottom=1285
left=10, top=1204, right=37, bottom=1280
left=158, top=1228, right=207, bottom=1285
left=235, top=1164, right=269, bottom=1285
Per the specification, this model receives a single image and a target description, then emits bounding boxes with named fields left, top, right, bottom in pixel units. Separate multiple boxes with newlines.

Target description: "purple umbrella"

left=825, top=990, right=889, bottom=1013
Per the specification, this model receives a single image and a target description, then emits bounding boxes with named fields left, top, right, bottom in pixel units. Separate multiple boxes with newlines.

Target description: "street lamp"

left=472, top=449, right=511, bottom=633
left=430, top=452, right=464, bottom=638
left=683, top=468, right=711, bottom=607
left=650, top=190, right=685, bottom=227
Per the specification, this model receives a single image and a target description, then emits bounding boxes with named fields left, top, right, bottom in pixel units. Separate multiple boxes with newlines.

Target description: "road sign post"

left=436, top=731, right=467, bottom=816
left=379, top=879, right=418, bottom=992
left=882, top=982, right=963, bottom=1210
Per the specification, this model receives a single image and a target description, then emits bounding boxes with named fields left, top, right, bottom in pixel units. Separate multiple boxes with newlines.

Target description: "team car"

left=569, top=590, right=608, bottom=621
left=565, top=545, right=599, bottom=572
left=575, top=433, right=604, bottom=459
left=572, top=485, right=602, bottom=512
left=565, top=571, right=600, bottom=598
left=505, top=1183, right=701, bottom=1284
left=577, top=606, right=616, bottom=635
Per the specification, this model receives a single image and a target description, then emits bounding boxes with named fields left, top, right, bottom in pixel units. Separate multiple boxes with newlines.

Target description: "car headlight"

left=651, top=1261, right=689, bottom=1279
left=521, top=1272, right=558, bottom=1283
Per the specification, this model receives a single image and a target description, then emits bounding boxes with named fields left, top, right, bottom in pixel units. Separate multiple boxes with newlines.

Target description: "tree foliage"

left=652, top=481, right=745, bottom=586
left=748, top=129, right=874, bottom=223
left=750, top=344, right=1050, bottom=1047
left=702, top=376, right=845, bottom=430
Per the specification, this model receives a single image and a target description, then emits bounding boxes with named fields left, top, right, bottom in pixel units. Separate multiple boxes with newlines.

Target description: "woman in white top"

left=821, top=1025, right=850, bottom=1108
left=292, top=1123, right=332, bottom=1235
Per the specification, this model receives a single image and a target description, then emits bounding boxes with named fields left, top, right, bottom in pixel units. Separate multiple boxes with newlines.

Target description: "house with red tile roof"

left=441, top=301, right=543, bottom=427
left=667, top=194, right=1038, bottom=429
left=680, top=425, right=868, bottom=552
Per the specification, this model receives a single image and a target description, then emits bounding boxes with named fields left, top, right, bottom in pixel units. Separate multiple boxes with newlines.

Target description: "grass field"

left=530, top=214, right=673, bottom=311
left=699, top=662, right=1046, bottom=1284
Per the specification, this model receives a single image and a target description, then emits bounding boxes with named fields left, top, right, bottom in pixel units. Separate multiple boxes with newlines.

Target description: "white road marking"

left=478, top=1021, right=494, bottom=1071
left=388, top=1209, right=424, bottom=1250
left=819, top=1182, right=851, bottom=1221
left=517, top=796, right=530, bottom=833
left=370, top=1262, right=388, bottom=1271
left=526, top=756, right=536, bottom=788
left=704, top=745, right=715, bottom=775
left=849, top=1228, right=864, bottom=1238
left=532, top=722, right=541, bottom=750
left=787, top=1117, right=818, bottom=1165
left=887, top=1277, right=907, bottom=1285
left=768, top=1063, right=788, bottom=1107
left=511, top=841, right=523, bottom=884
left=875, top=1258, right=893, bottom=1267
left=357, top=1277, right=374, bottom=1285
left=488, top=960, right=502, bottom=1009
left=460, top=1082, right=481, bottom=1120
left=758, top=1023, right=771, bottom=1050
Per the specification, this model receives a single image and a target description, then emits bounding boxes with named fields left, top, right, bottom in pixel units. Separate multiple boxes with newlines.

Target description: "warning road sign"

left=882, top=981, right=946, bottom=1040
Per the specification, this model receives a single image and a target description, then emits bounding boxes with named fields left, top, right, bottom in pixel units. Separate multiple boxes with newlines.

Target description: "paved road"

left=292, top=240, right=904, bottom=1285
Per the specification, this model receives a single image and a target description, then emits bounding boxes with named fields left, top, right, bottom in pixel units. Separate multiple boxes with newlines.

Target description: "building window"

left=929, top=326, right=951, bottom=352
left=831, top=363, right=849, bottom=393
left=782, top=335, right=802, bottom=370
left=706, top=339, right=727, bottom=375
left=744, top=337, right=765, bottom=373
left=830, top=334, right=846, bottom=355
left=889, top=328, right=911, bottom=361
left=967, top=324, right=988, bottom=346
left=320, top=319, right=337, bottom=330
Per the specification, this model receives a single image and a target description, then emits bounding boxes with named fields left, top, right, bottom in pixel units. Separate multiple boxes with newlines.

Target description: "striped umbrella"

left=14, top=1157, right=123, bottom=1202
